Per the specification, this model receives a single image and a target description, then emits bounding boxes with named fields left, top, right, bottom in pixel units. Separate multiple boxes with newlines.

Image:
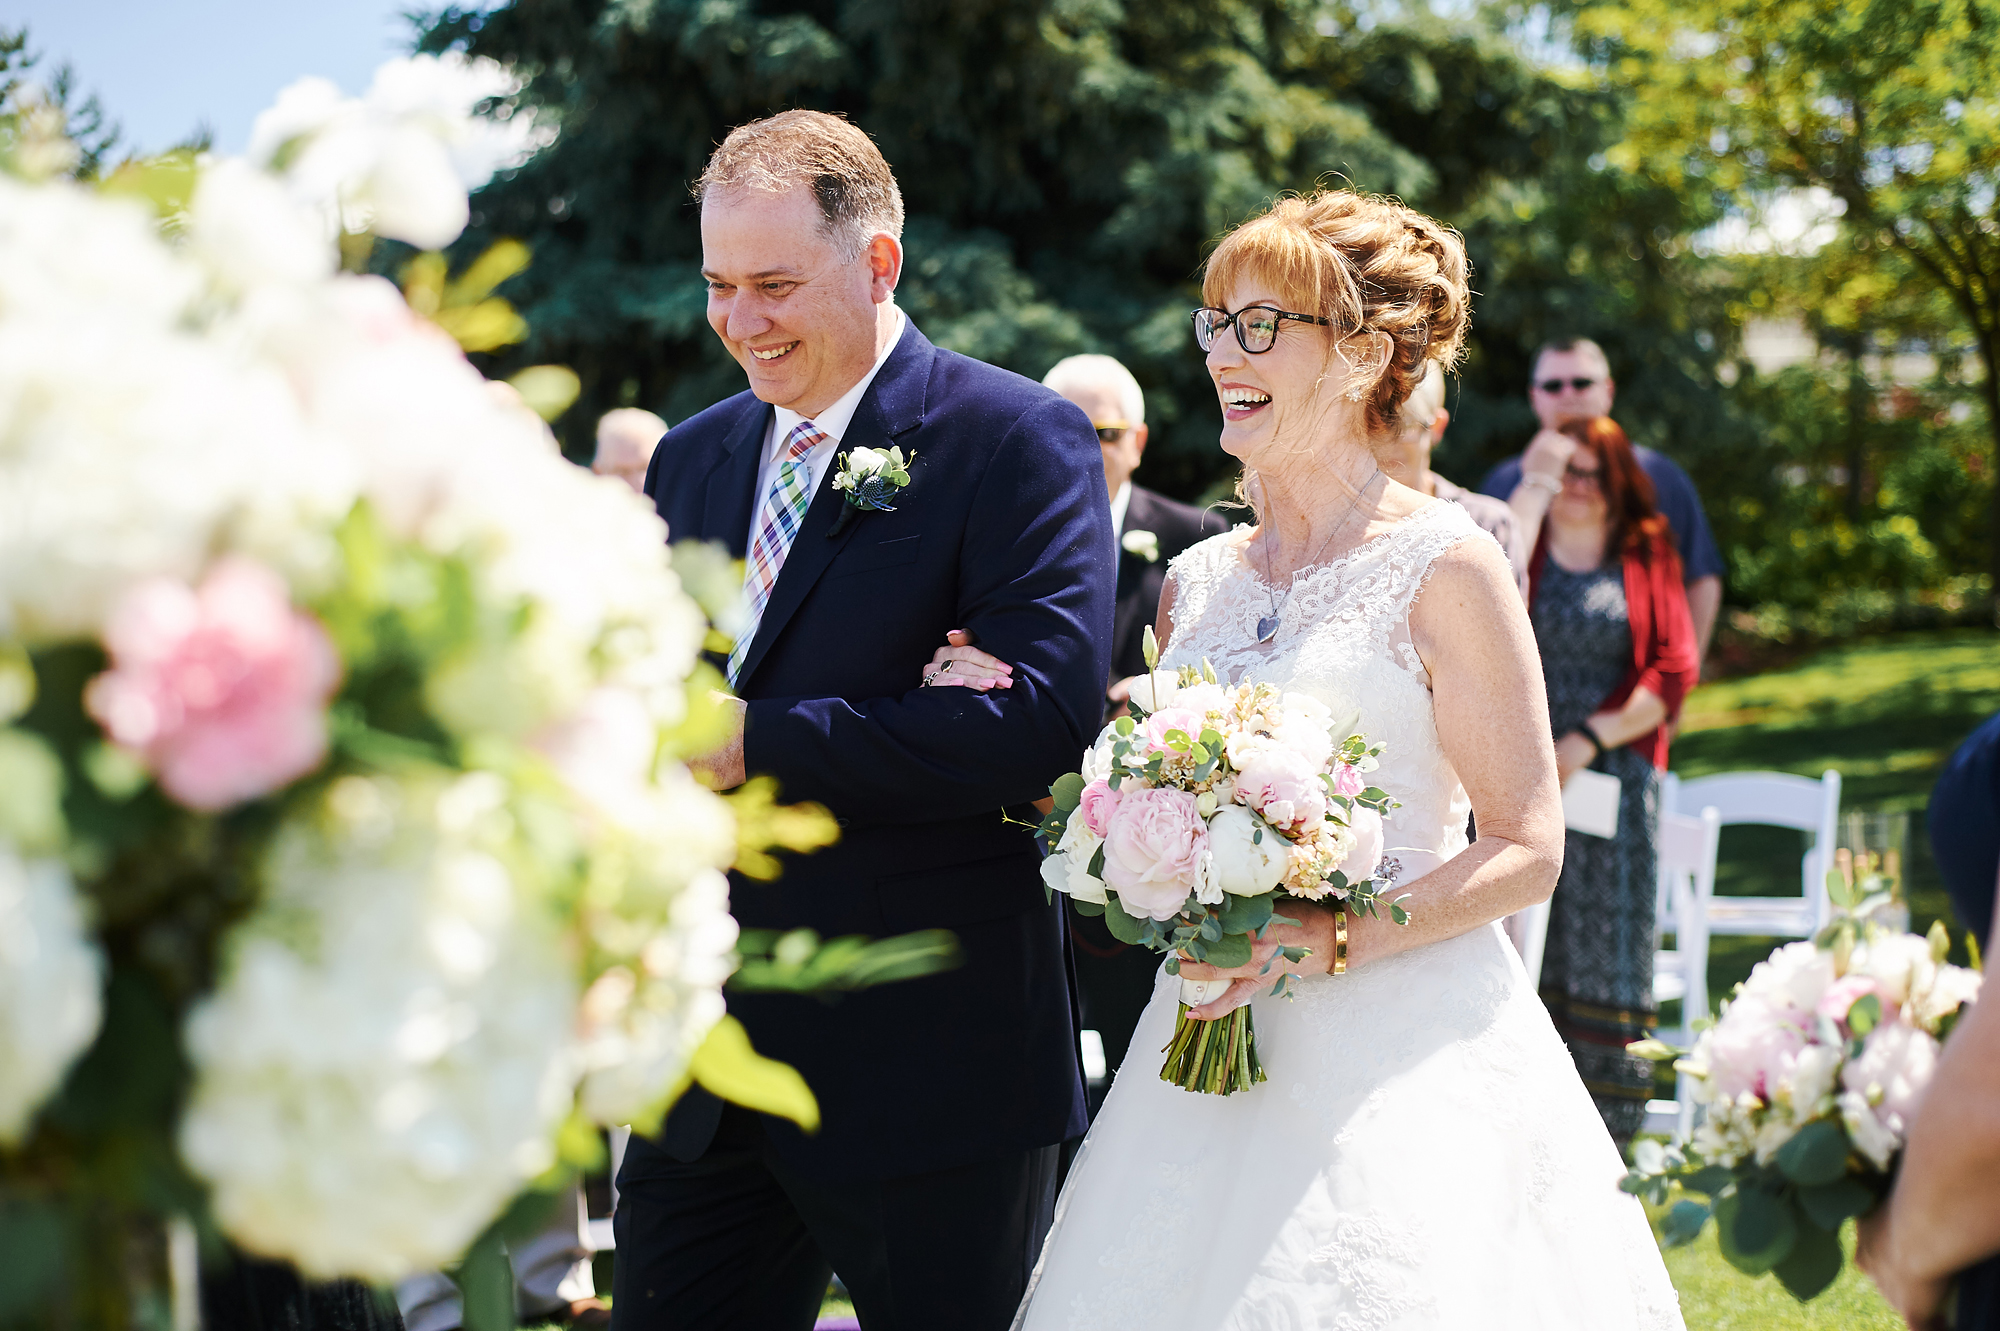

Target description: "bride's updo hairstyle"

left=1201, top=190, right=1471, bottom=433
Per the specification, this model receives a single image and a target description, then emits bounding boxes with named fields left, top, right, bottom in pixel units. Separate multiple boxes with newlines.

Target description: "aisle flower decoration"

left=1621, top=876, right=1982, bottom=1300
left=0, top=52, right=861, bottom=1322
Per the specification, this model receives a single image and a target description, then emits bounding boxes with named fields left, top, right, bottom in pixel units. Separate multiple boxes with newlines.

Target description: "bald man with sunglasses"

left=1479, top=338, right=1724, bottom=660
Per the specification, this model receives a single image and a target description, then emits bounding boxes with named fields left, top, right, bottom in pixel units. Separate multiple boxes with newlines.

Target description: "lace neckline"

left=1231, top=498, right=1452, bottom=592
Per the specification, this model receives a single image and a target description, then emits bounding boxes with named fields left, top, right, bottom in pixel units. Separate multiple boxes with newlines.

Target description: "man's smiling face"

left=701, top=183, right=884, bottom=418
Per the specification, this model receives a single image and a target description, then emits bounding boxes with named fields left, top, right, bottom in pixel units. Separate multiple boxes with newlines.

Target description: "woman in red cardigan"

left=1524, top=414, right=1700, bottom=1145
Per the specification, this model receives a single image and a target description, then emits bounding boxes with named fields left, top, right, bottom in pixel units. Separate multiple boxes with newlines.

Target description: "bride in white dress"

left=932, top=190, right=1682, bottom=1330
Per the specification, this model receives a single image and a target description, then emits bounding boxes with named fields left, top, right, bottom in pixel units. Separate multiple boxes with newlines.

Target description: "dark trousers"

left=611, top=1105, right=1059, bottom=1331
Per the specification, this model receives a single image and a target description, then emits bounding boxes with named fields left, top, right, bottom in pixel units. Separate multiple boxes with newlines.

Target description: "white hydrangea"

left=249, top=54, right=553, bottom=250
left=0, top=844, right=104, bottom=1142
left=179, top=774, right=577, bottom=1280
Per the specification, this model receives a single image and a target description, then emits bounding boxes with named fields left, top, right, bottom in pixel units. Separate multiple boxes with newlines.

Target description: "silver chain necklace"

left=1253, top=466, right=1384, bottom=644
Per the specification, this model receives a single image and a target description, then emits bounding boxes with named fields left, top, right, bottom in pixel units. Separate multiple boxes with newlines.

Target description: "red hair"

left=1558, top=416, right=1672, bottom=560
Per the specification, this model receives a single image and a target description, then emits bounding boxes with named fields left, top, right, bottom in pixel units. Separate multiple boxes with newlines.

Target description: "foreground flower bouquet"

left=1039, top=631, right=1404, bottom=1095
left=1621, top=877, right=1982, bottom=1300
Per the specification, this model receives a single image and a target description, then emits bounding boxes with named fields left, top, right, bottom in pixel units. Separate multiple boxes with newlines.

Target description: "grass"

left=1647, top=1207, right=1902, bottom=1330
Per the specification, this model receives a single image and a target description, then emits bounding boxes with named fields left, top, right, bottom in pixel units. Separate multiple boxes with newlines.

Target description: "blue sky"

left=6, top=1, right=427, bottom=155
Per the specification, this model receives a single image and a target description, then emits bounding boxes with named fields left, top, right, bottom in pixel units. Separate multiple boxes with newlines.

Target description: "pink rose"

left=1333, top=763, right=1365, bottom=798
left=85, top=558, right=341, bottom=812
left=1816, top=975, right=1884, bottom=1029
left=1077, top=778, right=1123, bottom=838
left=1141, top=707, right=1207, bottom=755
left=1101, top=786, right=1207, bottom=920
left=1235, top=747, right=1327, bottom=831
left=1340, top=807, right=1384, bottom=882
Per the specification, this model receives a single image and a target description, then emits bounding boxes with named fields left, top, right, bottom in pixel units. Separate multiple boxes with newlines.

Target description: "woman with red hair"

left=1527, top=415, right=1699, bottom=1145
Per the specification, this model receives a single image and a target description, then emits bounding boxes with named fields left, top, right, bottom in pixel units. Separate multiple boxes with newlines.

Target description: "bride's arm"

left=1180, top=537, right=1563, bottom=1017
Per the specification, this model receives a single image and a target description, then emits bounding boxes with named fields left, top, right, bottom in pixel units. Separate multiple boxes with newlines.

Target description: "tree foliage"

left=419, top=0, right=1712, bottom=500
left=1574, top=0, right=2000, bottom=582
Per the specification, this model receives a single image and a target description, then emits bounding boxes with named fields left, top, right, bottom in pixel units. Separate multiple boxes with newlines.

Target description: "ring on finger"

left=921, top=669, right=938, bottom=687
left=938, top=660, right=954, bottom=675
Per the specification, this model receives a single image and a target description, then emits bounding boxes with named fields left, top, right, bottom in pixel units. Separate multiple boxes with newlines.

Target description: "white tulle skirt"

left=1015, top=922, right=1684, bottom=1331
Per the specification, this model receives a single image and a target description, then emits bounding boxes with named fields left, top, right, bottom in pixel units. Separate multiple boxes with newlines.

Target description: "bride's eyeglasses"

left=1190, top=305, right=1334, bottom=355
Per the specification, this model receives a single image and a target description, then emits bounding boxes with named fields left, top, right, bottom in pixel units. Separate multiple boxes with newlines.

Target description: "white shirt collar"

left=768, top=306, right=906, bottom=458
left=1108, top=480, right=1133, bottom=542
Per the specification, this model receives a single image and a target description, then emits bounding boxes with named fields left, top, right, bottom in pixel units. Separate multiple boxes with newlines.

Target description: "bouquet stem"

left=1160, top=1003, right=1266, bottom=1095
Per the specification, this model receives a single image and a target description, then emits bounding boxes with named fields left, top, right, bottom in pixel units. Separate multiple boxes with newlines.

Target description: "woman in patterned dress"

left=1525, top=415, right=1699, bottom=1145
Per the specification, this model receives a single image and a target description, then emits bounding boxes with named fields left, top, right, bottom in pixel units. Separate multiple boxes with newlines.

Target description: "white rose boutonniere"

left=829, top=445, right=914, bottom=536
left=1121, top=528, right=1160, bottom=563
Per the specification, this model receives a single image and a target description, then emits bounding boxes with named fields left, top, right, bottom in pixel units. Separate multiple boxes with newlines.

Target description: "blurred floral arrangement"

left=1621, top=877, right=1982, bottom=1301
left=0, top=52, right=889, bottom=1323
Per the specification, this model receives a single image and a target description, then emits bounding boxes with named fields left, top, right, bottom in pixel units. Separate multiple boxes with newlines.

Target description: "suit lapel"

left=731, top=325, right=936, bottom=690
left=702, top=402, right=770, bottom=558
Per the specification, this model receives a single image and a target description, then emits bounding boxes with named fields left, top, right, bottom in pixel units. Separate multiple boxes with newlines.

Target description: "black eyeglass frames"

left=1190, top=305, right=1334, bottom=355
left=1538, top=376, right=1599, bottom=394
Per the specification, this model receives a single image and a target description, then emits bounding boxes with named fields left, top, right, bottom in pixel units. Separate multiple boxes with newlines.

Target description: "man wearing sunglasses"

left=1479, top=337, right=1724, bottom=660
left=1040, top=353, right=1227, bottom=1117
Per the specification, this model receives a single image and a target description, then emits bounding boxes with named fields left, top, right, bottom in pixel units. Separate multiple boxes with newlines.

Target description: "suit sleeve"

left=741, top=397, right=1116, bottom=823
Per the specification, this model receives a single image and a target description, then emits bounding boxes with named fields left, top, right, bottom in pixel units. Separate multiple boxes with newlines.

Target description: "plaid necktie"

left=728, top=420, right=826, bottom=685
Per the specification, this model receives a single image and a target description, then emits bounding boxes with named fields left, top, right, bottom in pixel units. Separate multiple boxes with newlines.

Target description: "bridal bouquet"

left=1039, top=630, right=1403, bottom=1095
left=0, top=55, right=852, bottom=1320
left=1621, top=877, right=1982, bottom=1299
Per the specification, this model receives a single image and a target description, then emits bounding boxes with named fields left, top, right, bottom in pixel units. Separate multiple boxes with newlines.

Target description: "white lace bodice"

left=1160, top=500, right=1496, bottom=862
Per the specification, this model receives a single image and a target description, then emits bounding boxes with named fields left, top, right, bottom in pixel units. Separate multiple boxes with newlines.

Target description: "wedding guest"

left=1041, top=353, right=1226, bottom=1114
left=1482, top=338, right=1724, bottom=659
left=1375, top=362, right=1526, bottom=598
left=1858, top=712, right=2000, bottom=1330
left=1526, top=414, right=1698, bottom=1146
left=593, top=407, right=668, bottom=493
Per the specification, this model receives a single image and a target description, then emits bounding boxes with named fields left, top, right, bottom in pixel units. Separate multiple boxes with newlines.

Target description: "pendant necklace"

left=1254, top=466, right=1384, bottom=645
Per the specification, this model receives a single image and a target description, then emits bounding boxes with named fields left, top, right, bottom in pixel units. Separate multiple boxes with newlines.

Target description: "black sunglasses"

left=1538, top=376, right=1599, bottom=394
left=1191, top=305, right=1334, bottom=354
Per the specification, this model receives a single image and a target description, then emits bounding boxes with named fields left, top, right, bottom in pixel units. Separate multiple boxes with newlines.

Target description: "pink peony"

left=1702, top=994, right=1811, bottom=1103
left=85, top=558, right=341, bottom=812
left=1101, top=786, right=1208, bottom=920
left=1077, top=778, right=1123, bottom=838
left=1333, top=763, right=1365, bottom=798
left=1141, top=707, right=1207, bottom=755
left=1235, top=747, right=1327, bottom=831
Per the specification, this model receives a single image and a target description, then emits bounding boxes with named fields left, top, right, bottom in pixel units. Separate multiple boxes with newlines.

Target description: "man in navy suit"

left=615, top=111, right=1114, bottom=1331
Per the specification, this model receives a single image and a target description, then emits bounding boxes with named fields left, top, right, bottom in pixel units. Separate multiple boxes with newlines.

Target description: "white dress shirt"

left=1108, top=481, right=1132, bottom=545
left=744, top=306, right=908, bottom=555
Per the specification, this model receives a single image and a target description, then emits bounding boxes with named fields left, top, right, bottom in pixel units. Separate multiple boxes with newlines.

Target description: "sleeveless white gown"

left=1014, top=502, right=1684, bottom=1331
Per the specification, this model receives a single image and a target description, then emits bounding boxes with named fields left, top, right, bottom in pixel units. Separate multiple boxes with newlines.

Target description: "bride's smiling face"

left=1205, top=279, right=1360, bottom=467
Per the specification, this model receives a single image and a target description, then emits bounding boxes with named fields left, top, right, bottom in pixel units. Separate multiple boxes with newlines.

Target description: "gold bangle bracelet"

left=1332, top=907, right=1348, bottom=975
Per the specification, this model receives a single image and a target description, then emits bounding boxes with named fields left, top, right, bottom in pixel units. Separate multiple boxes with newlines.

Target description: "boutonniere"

left=1121, top=528, right=1161, bottom=563
left=828, top=446, right=914, bottom=537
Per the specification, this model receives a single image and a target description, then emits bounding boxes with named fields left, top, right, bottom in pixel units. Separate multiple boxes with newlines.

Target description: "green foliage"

left=729, top=927, right=960, bottom=994
left=0, top=26, right=121, bottom=180
left=418, top=0, right=1646, bottom=499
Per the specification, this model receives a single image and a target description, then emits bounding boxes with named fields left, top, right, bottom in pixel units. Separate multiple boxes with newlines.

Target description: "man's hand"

left=1520, top=427, right=1577, bottom=485
left=1176, top=901, right=1341, bottom=1020
left=690, top=693, right=748, bottom=790
left=1858, top=1208, right=1949, bottom=1330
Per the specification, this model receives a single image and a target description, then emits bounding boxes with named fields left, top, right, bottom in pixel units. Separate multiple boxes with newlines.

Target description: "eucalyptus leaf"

left=1773, top=1214, right=1844, bottom=1300
left=1218, top=892, right=1275, bottom=935
left=1102, top=895, right=1149, bottom=944
left=1798, top=1177, right=1877, bottom=1230
left=1848, top=994, right=1882, bottom=1037
left=1774, top=1118, right=1852, bottom=1187
left=1049, top=771, right=1085, bottom=813
left=1662, top=1199, right=1712, bottom=1247
left=1717, top=1189, right=1798, bottom=1274
left=1204, top=932, right=1253, bottom=968
left=1070, top=898, right=1106, bottom=918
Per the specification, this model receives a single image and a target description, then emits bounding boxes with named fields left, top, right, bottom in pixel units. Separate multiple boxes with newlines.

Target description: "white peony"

left=1125, top=673, right=1179, bottom=713
left=0, top=844, right=104, bottom=1142
left=1203, top=805, right=1288, bottom=896
left=180, top=774, right=578, bottom=1280
left=1838, top=1018, right=1938, bottom=1168
left=1042, top=818, right=1109, bottom=905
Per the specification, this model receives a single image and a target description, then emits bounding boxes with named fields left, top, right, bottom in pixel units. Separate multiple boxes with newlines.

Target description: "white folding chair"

left=1645, top=805, right=1721, bottom=1140
left=587, top=1125, right=631, bottom=1252
left=1661, top=769, right=1842, bottom=937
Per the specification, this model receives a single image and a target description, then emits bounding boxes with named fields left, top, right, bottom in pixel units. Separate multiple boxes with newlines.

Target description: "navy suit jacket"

left=641, top=323, right=1113, bottom=1180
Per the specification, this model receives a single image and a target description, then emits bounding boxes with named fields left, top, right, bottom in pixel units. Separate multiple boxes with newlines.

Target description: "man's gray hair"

left=1397, top=362, right=1447, bottom=436
left=1042, top=354, right=1145, bottom=427
left=697, top=110, right=904, bottom=258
